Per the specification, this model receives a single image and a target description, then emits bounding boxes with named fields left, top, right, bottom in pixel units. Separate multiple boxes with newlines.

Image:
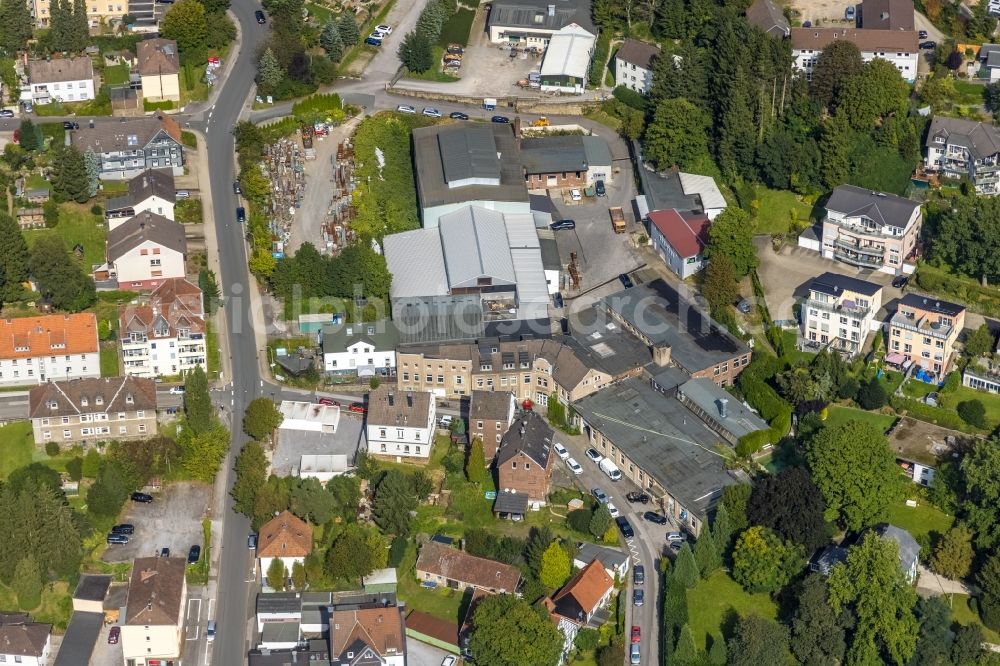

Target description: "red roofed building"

left=543, top=559, right=615, bottom=660
left=648, top=209, right=711, bottom=279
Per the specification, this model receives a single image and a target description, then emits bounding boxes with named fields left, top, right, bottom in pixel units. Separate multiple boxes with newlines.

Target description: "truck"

left=609, top=206, right=625, bottom=234
left=599, top=458, right=622, bottom=481
left=483, top=98, right=497, bottom=111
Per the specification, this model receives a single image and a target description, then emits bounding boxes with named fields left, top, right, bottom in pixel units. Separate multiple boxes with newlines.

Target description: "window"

left=511, top=461, right=517, bottom=469
left=402, top=372, right=409, bottom=381
left=120, top=426, right=127, bottom=434
left=496, top=434, right=501, bottom=442
left=136, top=410, right=145, bottom=418
left=138, top=424, right=146, bottom=432
left=426, top=374, right=432, bottom=383
left=63, top=429, right=71, bottom=439
left=496, top=422, right=501, bottom=430
left=437, top=375, right=444, bottom=384
left=477, top=421, right=483, bottom=429
left=379, top=428, right=386, bottom=438
left=397, top=429, right=403, bottom=439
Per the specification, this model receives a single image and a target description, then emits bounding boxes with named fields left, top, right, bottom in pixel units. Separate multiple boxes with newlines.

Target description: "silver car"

left=630, top=642, right=641, bottom=664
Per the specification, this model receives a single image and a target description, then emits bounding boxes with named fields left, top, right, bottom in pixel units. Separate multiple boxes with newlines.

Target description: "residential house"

left=29, top=376, right=157, bottom=447
left=257, top=511, right=313, bottom=585
left=72, top=114, right=184, bottom=180
left=574, top=376, right=752, bottom=535
left=136, top=38, right=180, bottom=102
left=16, top=207, right=45, bottom=229
left=0, top=616, right=51, bottom=666
left=469, top=389, right=517, bottom=459
left=520, top=134, right=613, bottom=189
left=888, top=293, right=965, bottom=380
left=32, top=0, right=125, bottom=27
left=544, top=560, right=615, bottom=660
left=963, top=338, right=1000, bottom=393
left=980, top=44, right=1000, bottom=82
left=118, top=278, right=206, bottom=377
left=415, top=541, right=522, bottom=594
left=365, top=387, right=436, bottom=461
left=101, top=211, right=187, bottom=290
left=411, top=124, right=530, bottom=228
left=819, top=184, right=922, bottom=274
left=121, top=557, right=187, bottom=666
left=105, top=169, right=176, bottom=230
left=648, top=209, right=711, bottom=279
left=0, top=313, right=100, bottom=388
left=384, top=205, right=550, bottom=341
left=858, top=0, right=915, bottom=29
left=602, top=279, right=753, bottom=387
left=614, top=39, right=659, bottom=94
left=746, top=0, right=790, bottom=37
left=538, top=23, right=596, bottom=94
left=924, top=116, right=1000, bottom=196
left=799, top=272, right=884, bottom=356
left=23, top=57, right=95, bottom=104
left=329, top=606, right=406, bottom=666
left=635, top=165, right=726, bottom=222
left=573, top=542, right=630, bottom=580
left=494, top=411, right=555, bottom=516
left=487, top=0, right=597, bottom=45
left=320, top=320, right=398, bottom=377
left=791, top=28, right=918, bottom=82
left=25, top=188, right=49, bottom=204
left=869, top=524, right=920, bottom=583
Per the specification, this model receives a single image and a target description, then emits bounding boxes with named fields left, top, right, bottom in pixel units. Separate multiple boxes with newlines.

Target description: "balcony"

left=833, top=248, right=884, bottom=270
left=807, top=297, right=871, bottom=319
left=890, top=312, right=953, bottom=340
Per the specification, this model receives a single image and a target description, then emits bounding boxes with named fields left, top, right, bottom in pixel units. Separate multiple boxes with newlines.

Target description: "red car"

left=349, top=402, right=367, bottom=414
left=108, top=626, right=120, bottom=644
left=317, top=397, right=339, bottom=407
left=631, top=626, right=640, bottom=644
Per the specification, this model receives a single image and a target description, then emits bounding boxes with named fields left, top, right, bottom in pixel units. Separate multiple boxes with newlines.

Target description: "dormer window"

left=178, top=328, right=190, bottom=339
left=95, top=396, right=103, bottom=405
left=14, top=345, right=28, bottom=352
left=126, top=394, right=134, bottom=404
left=80, top=397, right=88, bottom=407
left=51, top=343, right=65, bottom=349
left=481, top=364, right=492, bottom=371
left=935, top=136, right=944, bottom=143
left=48, top=401, right=58, bottom=410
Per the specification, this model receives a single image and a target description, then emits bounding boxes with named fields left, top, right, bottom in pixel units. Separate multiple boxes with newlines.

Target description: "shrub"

left=838, top=377, right=860, bottom=400
left=856, top=377, right=888, bottom=410
left=89, top=204, right=102, bottom=216
left=611, top=85, right=648, bottom=112
left=65, top=456, right=83, bottom=481
left=44, top=441, right=60, bottom=457
left=181, top=130, right=198, bottom=148
left=567, top=508, right=593, bottom=533
left=958, top=399, right=988, bottom=428
left=388, top=536, right=407, bottom=567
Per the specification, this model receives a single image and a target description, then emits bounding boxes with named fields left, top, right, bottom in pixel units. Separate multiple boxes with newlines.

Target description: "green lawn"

left=24, top=204, right=107, bottom=271
left=25, top=173, right=50, bottom=191
left=824, top=406, right=898, bottom=433
left=754, top=187, right=814, bottom=236
left=100, top=342, right=119, bottom=377
left=438, top=8, right=476, bottom=47
left=686, top=571, right=778, bottom=651
left=902, top=378, right=938, bottom=400
left=396, top=540, right=469, bottom=623
left=779, top=329, right=815, bottom=365
left=206, top=320, right=221, bottom=379
left=886, top=501, right=954, bottom=542
left=305, top=1, right=334, bottom=22
left=950, top=594, right=1000, bottom=643
left=939, top=385, right=1000, bottom=428
left=103, top=64, right=130, bottom=85
left=952, top=79, right=986, bottom=105
left=0, top=580, right=73, bottom=630
left=0, top=422, right=34, bottom=480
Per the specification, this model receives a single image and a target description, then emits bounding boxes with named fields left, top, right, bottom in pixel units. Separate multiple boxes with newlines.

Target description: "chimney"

left=387, top=391, right=394, bottom=406
left=718, top=398, right=728, bottom=419
left=547, top=3, right=555, bottom=15
left=651, top=344, right=672, bottom=367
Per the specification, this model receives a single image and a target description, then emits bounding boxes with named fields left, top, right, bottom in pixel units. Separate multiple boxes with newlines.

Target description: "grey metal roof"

left=677, top=378, right=769, bottom=440
left=52, top=611, right=102, bottom=666
left=809, top=271, right=882, bottom=298
left=898, top=293, right=964, bottom=317
left=384, top=228, right=449, bottom=298
left=521, top=135, right=588, bottom=174
left=602, top=279, right=750, bottom=374
left=582, top=136, right=612, bottom=168
left=649, top=366, right=689, bottom=391
left=925, top=116, right=1000, bottom=161
left=106, top=211, right=186, bottom=260
left=573, top=378, right=744, bottom=518
left=574, top=542, right=629, bottom=572
left=539, top=237, right=561, bottom=270
left=393, top=299, right=485, bottom=344
left=493, top=489, right=530, bottom=514
left=440, top=207, right=517, bottom=289
left=487, top=0, right=596, bottom=34
left=438, top=125, right=502, bottom=183
left=872, top=523, right=920, bottom=572
left=825, top=185, right=921, bottom=230
left=321, top=320, right=398, bottom=354
left=256, top=592, right=302, bottom=615
left=496, top=411, right=553, bottom=467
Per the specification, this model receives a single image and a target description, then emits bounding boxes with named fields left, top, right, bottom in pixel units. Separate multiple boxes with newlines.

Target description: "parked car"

left=619, top=273, right=634, bottom=289
left=168, top=386, right=185, bottom=395
left=550, top=219, right=576, bottom=230
left=248, top=533, right=258, bottom=550
left=108, top=626, right=120, bottom=644
left=845, top=5, right=855, bottom=20
left=616, top=517, right=635, bottom=539
left=206, top=619, right=216, bottom=642
left=0, top=109, right=14, bottom=118
left=553, top=292, right=564, bottom=308
left=112, top=524, right=134, bottom=535
left=422, top=107, right=442, bottom=118
left=441, top=657, right=457, bottom=666
left=566, top=458, right=583, bottom=474
left=607, top=502, right=620, bottom=518
left=449, top=111, right=469, bottom=120
left=634, top=565, right=645, bottom=585
left=592, top=487, right=609, bottom=503
left=892, top=275, right=909, bottom=288
left=438, top=415, right=454, bottom=428
left=920, top=40, right=936, bottom=49
left=396, top=104, right=416, bottom=114
left=63, top=121, right=79, bottom=129
left=626, top=491, right=650, bottom=504
left=107, top=533, right=129, bottom=545
left=131, top=492, right=153, bottom=503
left=188, top=545, right=201, bottom=564
left=553, top=442, right=569, bottom=459
left=349, top=402, right=367, bottom=413
left=666, top=531, right=686, bottom=542
left=643, top=511, right=668, bottom=525
left=570, top=189, right=582, bottom=201
left=595, top=180, right=606, bottom=197
left=365, top=35, right=383, bottom=46
left=631, top=626, right=641, bottom=643
left=160, top=547, right=170, bottom=557
left=446, top=43, right=464, bottom=54
left=630, top=642, right=641, bottom=664
left=632, top=587, right=643, bottom=606
left=585, top=447, right=603, bottom=462
left=233, top=180, right=241, bottom=194
left=375, top=24, right=392, bottom=34
left=918, top=29, right=928, bottom=38
left=175, top=190, right=190, bottom=199
left=491, top=115, right=510, bottom=123
left=802, top=19, right=811, bottom=27
left=737, top=298, right=752, bottom=314
left=236, top=207, right=246, bottom=223
left=317, top=397, right=339, bottom=406
left=255, top=9, right=266, bottom=23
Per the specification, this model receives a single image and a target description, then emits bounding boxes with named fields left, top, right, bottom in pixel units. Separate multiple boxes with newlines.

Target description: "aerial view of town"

left=4, top=0, right=1000, bottom=663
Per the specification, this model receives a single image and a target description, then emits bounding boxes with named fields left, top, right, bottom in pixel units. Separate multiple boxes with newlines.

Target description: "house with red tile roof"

left=0, top=313, right=100, bottom=388
left=648, top=209, right=712, bottom=279
left=543, top=559, right=615, bottom=660
left=257, top=511, right=313, bottom=589
left=415, top=541, right=521, bottom=595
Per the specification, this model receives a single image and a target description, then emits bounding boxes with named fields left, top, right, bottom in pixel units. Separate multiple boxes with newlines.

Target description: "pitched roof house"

left=746, top=0, right=790, bottom=37
left=72, top=115, right=184, bottom=180
left=544, top=560, right=615, bottom=659
left=469, top=389, right=517, bottom=460
left=25, top=57, right=95, bottom=105
left=103, top=211, right=187, bottom=290
left=415, top=541, right=522, bottom=594
left=0, top=617, right=51, bottom=665
left=924, top=116, right=1000, bottom=195
left=648, top=209, right=711, bottom=279
left=118, top=278, right=207, bottom=377
left=365, top=387, right=436, bottom=461
left=495, top=410, right=555, bottom=510
left=614, top=39, right=660, bottom=94
left=136, top=38, right=181, bottom=102
left=106, top=169, right=176, bottom=229
left=122, top=557, right=187, bottom=665
left=29, top=375, right=158, bottom=446
left=0, top=313, right=100, bottom=388
left=257, top=511, right=314, bottom=582
left=329, top=606, right=406, bottom=666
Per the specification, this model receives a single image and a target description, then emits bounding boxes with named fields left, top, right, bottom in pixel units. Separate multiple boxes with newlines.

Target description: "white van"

left=599, top=458, right=622, bottom=481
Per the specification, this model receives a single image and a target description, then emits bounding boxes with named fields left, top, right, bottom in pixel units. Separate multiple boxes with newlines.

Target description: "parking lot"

left=102, top=482, right=212, bottom=563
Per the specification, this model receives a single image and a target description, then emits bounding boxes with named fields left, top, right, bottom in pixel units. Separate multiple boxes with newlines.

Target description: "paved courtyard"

left=103, top=482, right=212, bottom=563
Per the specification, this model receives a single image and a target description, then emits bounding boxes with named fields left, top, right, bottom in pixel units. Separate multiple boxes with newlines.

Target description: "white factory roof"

left=678, top=172, right=727, bottom=212
left=278, top=401, right=341, bottom=428
left=383, top=228, right=449, bottom=298
left=539, top=23, right=596, bottom=80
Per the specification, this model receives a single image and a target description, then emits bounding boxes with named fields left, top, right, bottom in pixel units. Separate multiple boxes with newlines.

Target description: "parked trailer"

left=609, top=206, right=625, bottom=234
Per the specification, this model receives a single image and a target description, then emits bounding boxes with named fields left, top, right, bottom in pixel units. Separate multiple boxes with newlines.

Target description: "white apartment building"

left=0, top=618, right=51, bottom=666
left=800, top=272, right=884, bottom=356
left=105, top=169, right=176, bottom=231
left=119, top=278, right=206, bottom=378
left=22, top=57, right=95, bottom=104
left=614, top=39, right=659, bottom=94
left=791, top=28, right=919, bottom=82
left=102, top=211, right=187, bottom=291
left=320, top=320, right=397, bottom=377
left=121, top=557, right=187, bottom=666
left=924, top=116, right=1000, bottom=196
left=0, top=314, right=100, bottom=387
left=366, top=387, right=436, bottom=461
left=820, top=185, right=922, bottom=274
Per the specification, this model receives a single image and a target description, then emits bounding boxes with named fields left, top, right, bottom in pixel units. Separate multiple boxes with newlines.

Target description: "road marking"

left=185, top=598, right=202, bottom=640
left=626, top=538, right=640, bottom=565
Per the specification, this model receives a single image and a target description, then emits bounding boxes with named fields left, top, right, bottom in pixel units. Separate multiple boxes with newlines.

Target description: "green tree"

left=87, top=460, right=132, bottom=517
left=42, top=200, right=59, bottom=228
left=232, top=441, right=268, bottom=518
left=856, top=376, right=888, bottom=410
left=398, top=31, right=433, bottom=73
left=712, top=502, right=734, bottom=556
left=977, top=552, right=1000, bottom=630
left=674, top=624, right=698, bottom=664
left=820, top=114, right=853, bottom=189
left=373, top=469, right=417, bottom=536
left=466, top=437, right=486, bottom=483
left=693, top=525, right=721, bottom=578
left=48, top=0, right=71, bottom=51
left=12, top=556, right=41, bottom=610
left=29, top=235, right=96, bottom=311
left=589, top=503, right=611, bottom=539
left=708, top=636, right=727, bottom=666
left=320, top=20, right=343, bottom=61
left=673, top=542, right=700, bottom=588
left=161, top=0, right=208, bottom=60
left=290, top=477, right=337, bottom=524
left=291, top=561, right=307, bottom=589
left=704, top=207, right=756, bottom=278
left=961, top=438, right=1000, bottom=549
left=731, top=526, right=803, bottom=594
left=52, top=145, right=90, bottom=203
left=468, top=594, right=563, bottom=666
left=790, top=574, right=847, bottom=666
left=828, top=532, right=919, bottom=665
left=727, top=615, right=790, bottom=666
left=932, top=194, right=1000, bottom=284
left=68, top=0, right=87, bottom=52
left=716, top=67, right=758, bottom=180
left=964, top=323, right=995, bottom=359
left=809, top=39, right=864, bottom=110
left=243, top=397, right=283, bottom=440
left=807, top=421, right=902, bottom=531
left=18, top=119, right=38, bottom=152
left=266, top=557, right=286, bottom=590
left=337, top=12, right=359, bottom=45
left=256, top=47, right=283, bottom=92
left=198, top=268, right=220, bottom=315
left=0, top=0, right=33, bottom=53
left=838, top=58, right=911, bottom=132
left=0, top=481, right=82, bottom=584
left=952, top=623, right=984, bottom=665
left=525, top=525, right=554, bottom=576
left=0, top=211, right=29, bottom=302
left=747, top=466, right=828, bottom=552
left=911, top=595, right=954, bottom=666
left=82, top=448, right=102, bottom=478
left=574, top=628, right=599, bottom=652
left=84, top=149, right=100, bottom=198
left=183, top=365, right=212, bottom=435
left=702, top=255, right=738, bottom=313
left=930, top=524, right=974, bottom=580
left=539, top=541, right=570, bottom=589
left=179, top=422, right=229, bottom=482
left=326, top=525, right=384, bottom=581
left=642, top=98, right=711, bottom=170
left=958, top=399, right=987, bottom=428
left=966, top=0, right=997, bottom=40
left=251, top=476, right=291, bottom=530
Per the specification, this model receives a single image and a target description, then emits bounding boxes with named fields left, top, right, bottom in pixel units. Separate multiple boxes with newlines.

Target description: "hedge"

left=889, top=394, right=982, bottom=433
left=588, top=32, right=611, bottom=88
left=915, top=263, right=1000, bottom=318
left=611, top=85, right=648, bottom=112
left=736, top=355, right=793, bottom=455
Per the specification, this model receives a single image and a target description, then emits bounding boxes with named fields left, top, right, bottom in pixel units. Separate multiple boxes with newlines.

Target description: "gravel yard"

left=102, top=481, right=212, bottom=564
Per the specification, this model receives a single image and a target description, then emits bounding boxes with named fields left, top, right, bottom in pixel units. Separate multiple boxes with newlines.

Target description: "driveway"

left=363, top=0, right=430, bottom=82
left=102, top=482, right=212, bottom=563
left=407, top=637, right=457, bottom=666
